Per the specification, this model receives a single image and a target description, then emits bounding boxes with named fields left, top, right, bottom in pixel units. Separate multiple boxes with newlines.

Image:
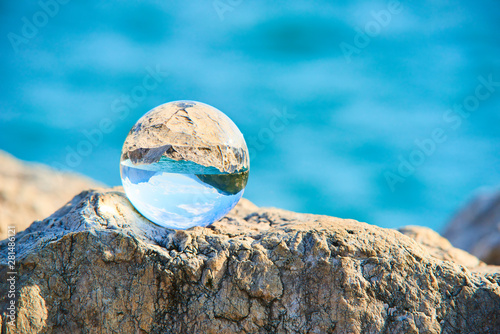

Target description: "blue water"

left=1, top=1, right=499, bottom=230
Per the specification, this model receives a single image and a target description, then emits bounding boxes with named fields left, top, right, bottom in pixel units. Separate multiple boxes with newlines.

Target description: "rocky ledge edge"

left=1, top=187, right=499, bottom=333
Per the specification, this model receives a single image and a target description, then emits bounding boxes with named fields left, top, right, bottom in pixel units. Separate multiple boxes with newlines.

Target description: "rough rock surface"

left=398, top=226, right=485, bottom=269
left=121, top=101, right=249, bottom=174
left=443, top=189, right=500, bottom=265
left=0, top=150, right=100, bottom=239
left=1, top=188, right=499, bottom=333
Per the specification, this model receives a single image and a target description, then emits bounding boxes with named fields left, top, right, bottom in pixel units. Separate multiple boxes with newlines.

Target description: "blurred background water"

left=1, top=0, right=499, bottom=230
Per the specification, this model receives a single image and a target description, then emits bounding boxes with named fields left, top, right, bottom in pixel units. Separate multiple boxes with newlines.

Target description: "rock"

left=398, top=226, right=484, bottom=268
left=1, top=188, right=499, bottom=333
left=443, top=189, right=500, bottom=265
left=0, top=151, right=100, bottom=240
left=121, top=101, right=249, bottom=174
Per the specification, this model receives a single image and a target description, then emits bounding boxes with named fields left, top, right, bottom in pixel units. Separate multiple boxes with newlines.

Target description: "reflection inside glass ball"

left=120, top=101, right=249, bottom=229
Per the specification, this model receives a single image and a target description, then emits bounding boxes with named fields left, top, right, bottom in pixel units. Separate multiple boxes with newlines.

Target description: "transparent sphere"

left=120, top=101, right=249, bottom=229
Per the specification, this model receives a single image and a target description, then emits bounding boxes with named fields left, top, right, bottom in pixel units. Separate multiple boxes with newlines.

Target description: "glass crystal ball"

left=120, top=101, right=249, bottom=229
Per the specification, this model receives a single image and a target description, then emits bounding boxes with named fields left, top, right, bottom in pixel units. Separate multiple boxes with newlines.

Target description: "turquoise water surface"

left=1, top=1, right=499, bottom=230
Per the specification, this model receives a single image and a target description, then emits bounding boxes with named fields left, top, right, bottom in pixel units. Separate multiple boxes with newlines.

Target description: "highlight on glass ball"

left=120, top=101, right=249, bottom=229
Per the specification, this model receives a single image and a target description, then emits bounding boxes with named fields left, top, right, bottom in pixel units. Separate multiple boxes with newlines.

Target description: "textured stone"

left=0, top=150, right=100, bottom=239
left=1, top=188, right=499, bottom=333
left=443, top=189, right=500, bottom=265
left=398, top=226, right=484, bottom=268
left=121, top=101, right=249, bottom=174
